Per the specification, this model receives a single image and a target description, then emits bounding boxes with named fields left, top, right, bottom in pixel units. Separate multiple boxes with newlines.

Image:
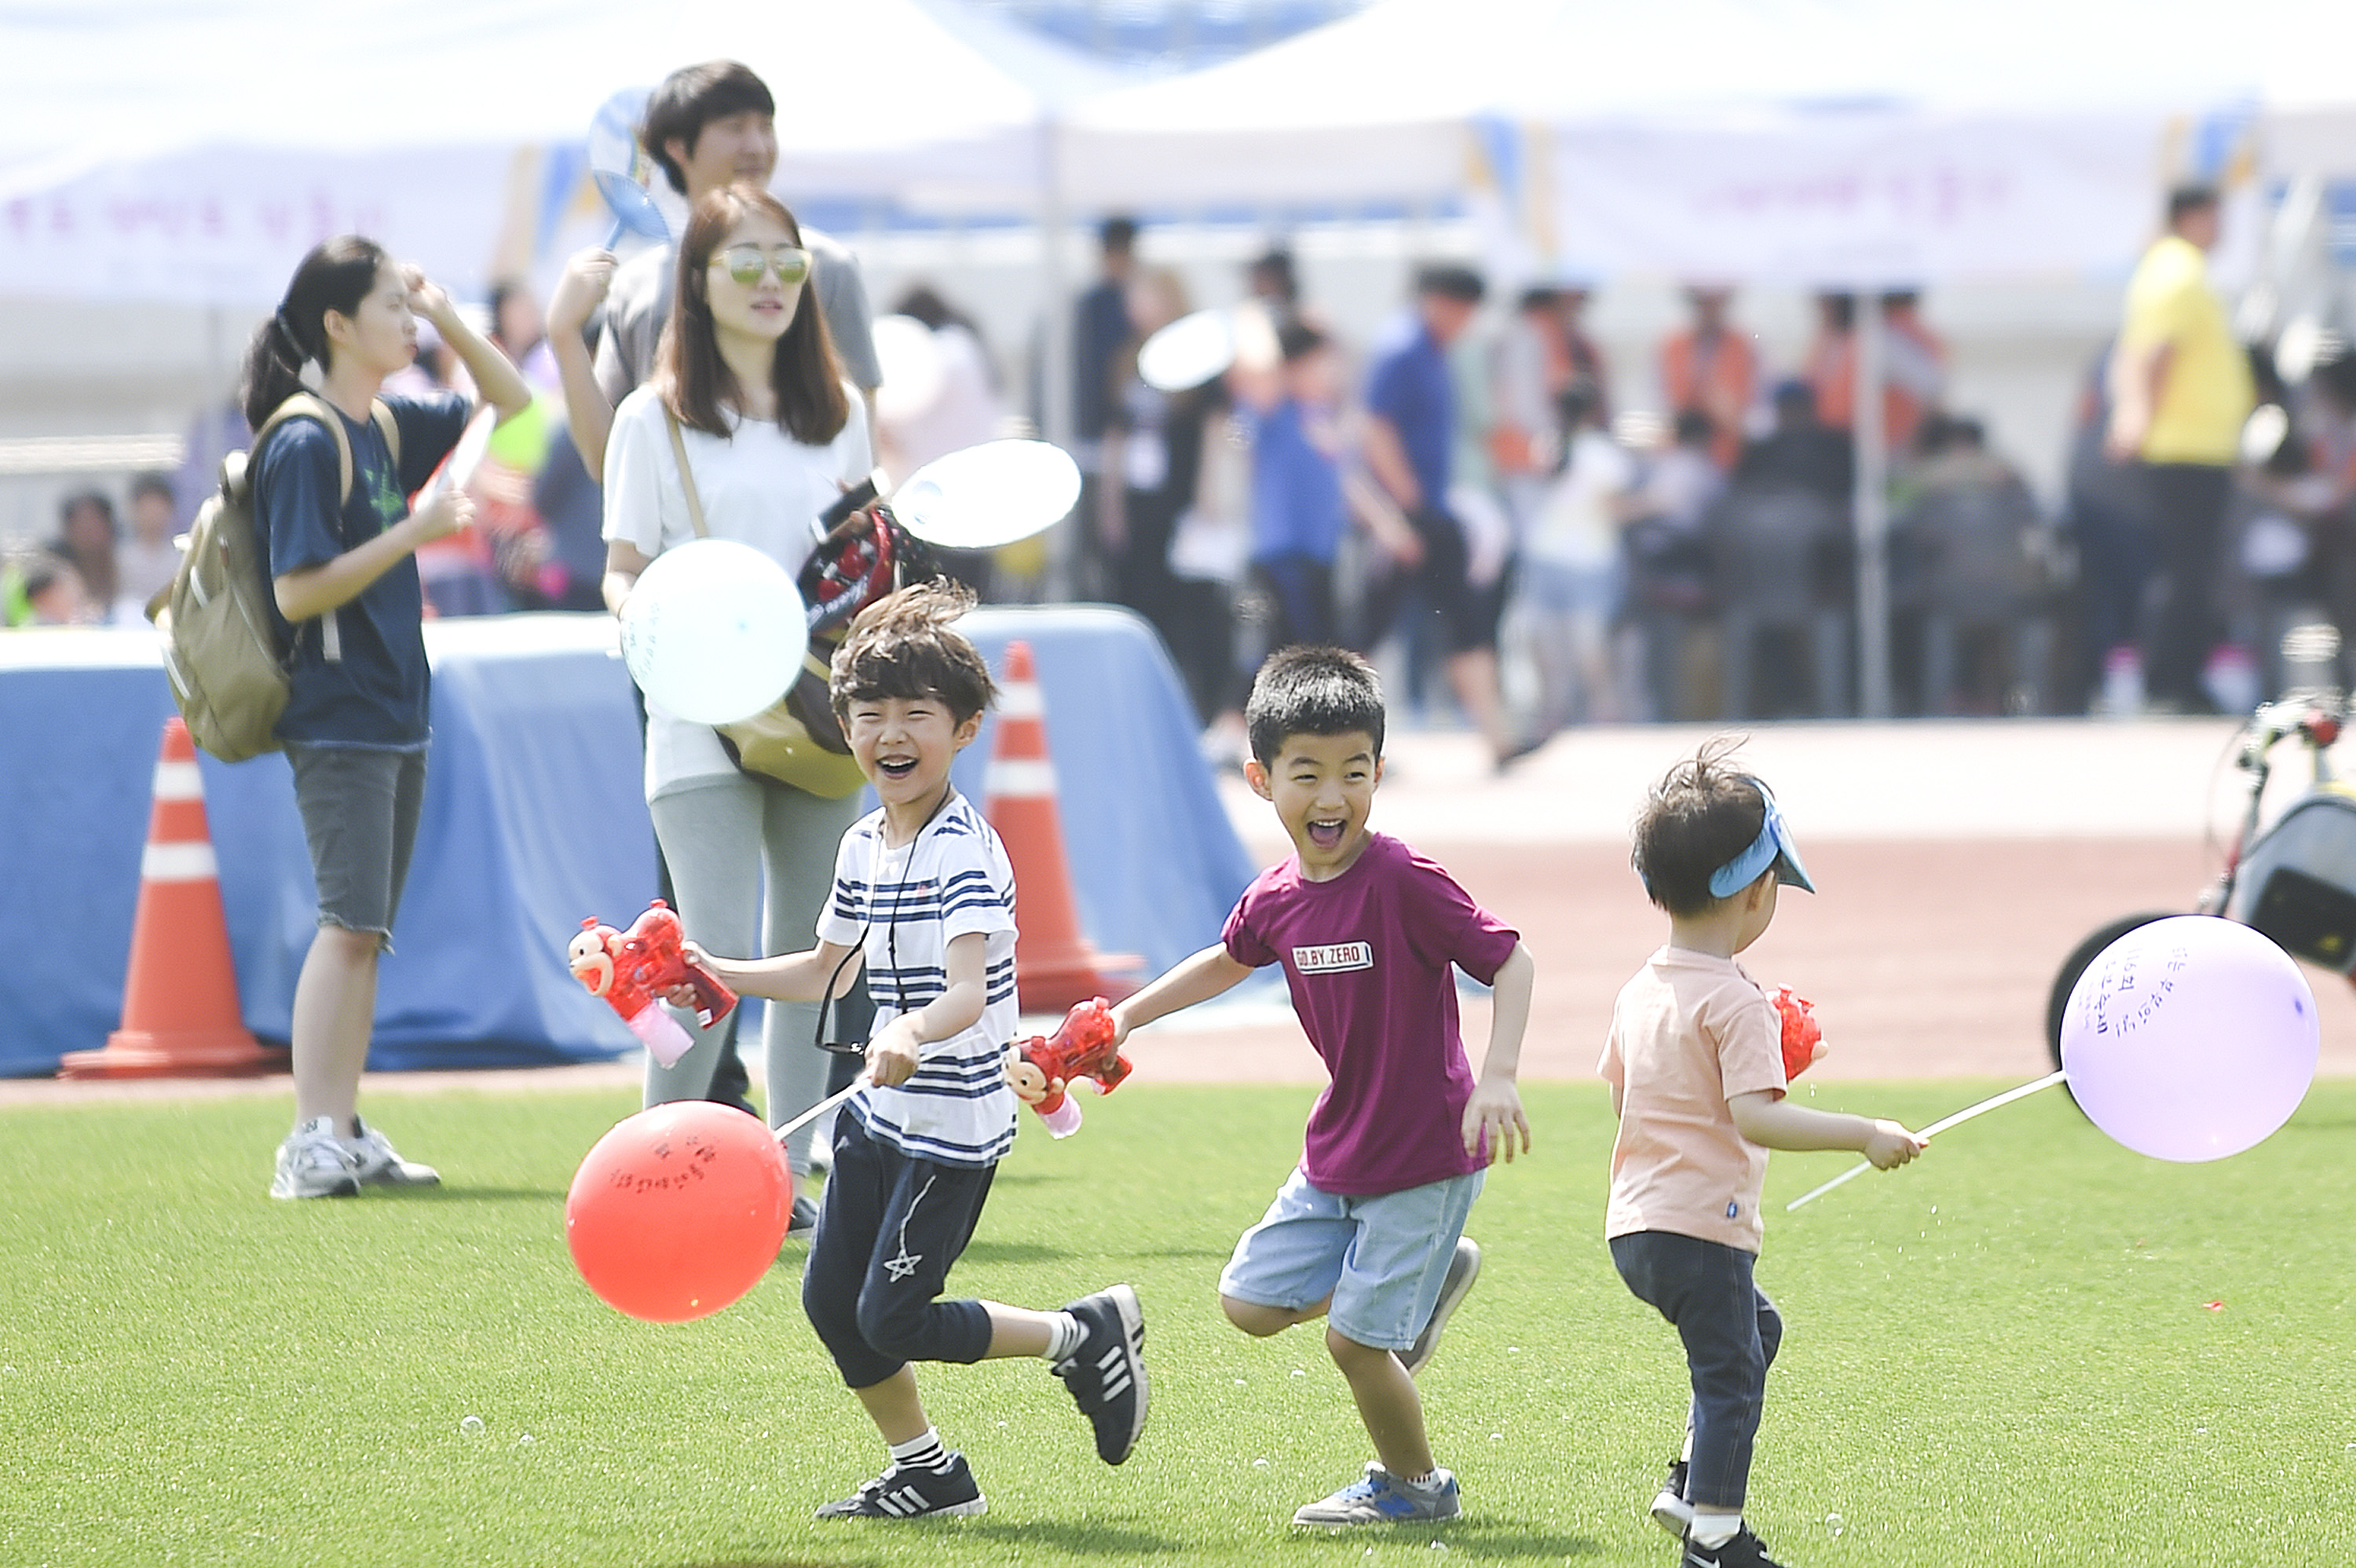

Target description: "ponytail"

left=238, top=235, right=391, bottom=429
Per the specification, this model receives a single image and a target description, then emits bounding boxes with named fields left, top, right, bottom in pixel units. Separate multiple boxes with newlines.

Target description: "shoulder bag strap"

left=663, top=408, right=709, bottom=539
left=368, top=397, right=401, bottom=468
left=255, top=392, right=355, bottom=503
left=252, top=392, right=357, bottom=660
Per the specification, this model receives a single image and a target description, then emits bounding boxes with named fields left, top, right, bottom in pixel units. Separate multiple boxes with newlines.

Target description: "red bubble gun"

left=1002, top=997, right=1129, bottom=1138
left=568, top=900, right=738, bottom=1069
left=1772, top=985, right=1822, bottom=1082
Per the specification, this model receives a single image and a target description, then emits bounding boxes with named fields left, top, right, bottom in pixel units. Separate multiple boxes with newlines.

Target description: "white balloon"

left=1138, top=308, right=1236, bottom=393
left=2060, top=915, right=2318, bottom=1162
left=893, top=440, right=1081, bottom=550
left=617, top=539, right=807, bottom=725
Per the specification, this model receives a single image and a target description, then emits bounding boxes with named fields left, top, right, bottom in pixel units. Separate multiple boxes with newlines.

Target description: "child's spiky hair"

left=828, top=581, right=996, bottom=723
left=1244, top=645, right=1385, bottom=766
left=1630, top=735, right=1769, bottom=916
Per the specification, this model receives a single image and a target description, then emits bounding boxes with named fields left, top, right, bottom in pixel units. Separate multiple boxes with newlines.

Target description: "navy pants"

left=1611, top=1230, right=1785, bottom=1511
left=803, top=1114, right=995, bottom=1390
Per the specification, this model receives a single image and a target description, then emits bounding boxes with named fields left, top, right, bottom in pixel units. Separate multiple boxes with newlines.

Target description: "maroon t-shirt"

left=1223, top=832, right=1521, bottom=1196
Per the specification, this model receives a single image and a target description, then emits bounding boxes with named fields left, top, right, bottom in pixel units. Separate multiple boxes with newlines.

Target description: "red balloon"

left=565, top=1102, right=793, bottom=1321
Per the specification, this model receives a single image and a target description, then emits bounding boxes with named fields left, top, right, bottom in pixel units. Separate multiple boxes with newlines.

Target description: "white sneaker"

left=271, top=1117, right=360, bottom=1200
left=344, top=1117, right=440, bottom=1187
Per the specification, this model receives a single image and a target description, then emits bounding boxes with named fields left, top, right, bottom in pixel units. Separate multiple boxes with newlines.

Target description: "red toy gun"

left=1002, top=997, right=1129, bottom=1138
left=1772, top=985, right=1824, bottom=1082
left=568, top=900, right=738, bottom=1069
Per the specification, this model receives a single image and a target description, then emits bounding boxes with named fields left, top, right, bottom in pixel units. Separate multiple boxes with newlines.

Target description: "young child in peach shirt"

left=1601, top=742, right=1924, bottom=1568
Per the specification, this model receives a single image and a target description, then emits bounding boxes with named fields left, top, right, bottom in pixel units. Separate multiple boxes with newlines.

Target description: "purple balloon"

left=2059, top=915, right=2318, bottom=1161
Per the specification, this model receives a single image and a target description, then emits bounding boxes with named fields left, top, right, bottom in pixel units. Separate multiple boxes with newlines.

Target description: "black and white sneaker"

left=1682, top=1525, right=1787, bottom=1567
left=1052, top=1284, right=1148, bottom=1464
left=1651, top=1459, right=1694, bottom=1537
left=813, top=1451, right=986, bottom=1519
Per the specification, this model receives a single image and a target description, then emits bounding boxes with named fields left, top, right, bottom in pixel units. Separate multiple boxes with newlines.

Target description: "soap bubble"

left=459, top=1415, right=485, bottom=1437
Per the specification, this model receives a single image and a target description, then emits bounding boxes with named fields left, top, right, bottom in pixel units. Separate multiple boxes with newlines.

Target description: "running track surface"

left=10, top=717, right=2352, bottom=1106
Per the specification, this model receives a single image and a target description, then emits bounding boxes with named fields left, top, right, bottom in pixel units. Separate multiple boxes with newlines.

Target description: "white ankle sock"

left=1689, top=1508, right=1741, bottom=1548
left=1041, top=1310, right=1085, bottom=1360
left=887, top=1427, right=946, bottom=1471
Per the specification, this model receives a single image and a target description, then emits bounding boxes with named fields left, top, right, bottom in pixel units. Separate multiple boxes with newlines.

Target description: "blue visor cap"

left=1706, top=782, right=1816, bottom=899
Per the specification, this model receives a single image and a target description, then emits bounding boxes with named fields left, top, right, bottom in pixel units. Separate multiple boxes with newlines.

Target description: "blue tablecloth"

left=0, top=607, right=1252, bottom=1078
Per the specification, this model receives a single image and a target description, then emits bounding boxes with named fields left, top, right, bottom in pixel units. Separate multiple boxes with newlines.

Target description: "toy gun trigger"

left=681, top=963, right=738, bottom=1030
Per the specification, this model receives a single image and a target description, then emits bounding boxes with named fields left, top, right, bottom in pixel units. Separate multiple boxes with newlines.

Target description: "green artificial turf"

left=2, top=1078, right=2353, bottom=1566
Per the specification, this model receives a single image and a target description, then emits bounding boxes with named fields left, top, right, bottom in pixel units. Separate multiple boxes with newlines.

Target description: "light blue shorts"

left=1219, top=1167, right=1484, bottom=1352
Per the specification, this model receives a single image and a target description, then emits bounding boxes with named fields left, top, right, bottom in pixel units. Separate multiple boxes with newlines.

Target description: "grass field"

left=3, top=1078, right=2352, bottom=1567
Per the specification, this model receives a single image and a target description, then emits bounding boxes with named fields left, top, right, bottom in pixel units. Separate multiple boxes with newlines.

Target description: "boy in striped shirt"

left=685, top=584, right=1147, bottom=1519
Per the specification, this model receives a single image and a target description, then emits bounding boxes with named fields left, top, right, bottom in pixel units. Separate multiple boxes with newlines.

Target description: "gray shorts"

left=287, top=743, right=428, bottom=948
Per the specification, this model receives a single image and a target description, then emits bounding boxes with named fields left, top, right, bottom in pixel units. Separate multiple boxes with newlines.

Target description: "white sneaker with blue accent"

left=1292, top=1463, right=1461, bottom=1526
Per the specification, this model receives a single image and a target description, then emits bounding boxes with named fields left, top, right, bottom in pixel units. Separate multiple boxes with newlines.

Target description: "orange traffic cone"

left=59, top=718, right=284, bottom=1079
left=984, top=641, right=1143, bottom=1013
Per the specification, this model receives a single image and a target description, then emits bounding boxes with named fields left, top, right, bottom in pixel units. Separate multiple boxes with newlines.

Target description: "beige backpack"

left=152, top=393, right=397, bottom=762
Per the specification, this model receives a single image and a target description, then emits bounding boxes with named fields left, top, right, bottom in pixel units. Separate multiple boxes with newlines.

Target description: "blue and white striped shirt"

left=821, top=795, right=1019, bottom=1168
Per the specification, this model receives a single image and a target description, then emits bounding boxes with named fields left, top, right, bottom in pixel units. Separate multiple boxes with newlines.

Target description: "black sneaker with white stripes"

left=1682, top=1525, right=1788, bottom=1567
left=1052, top=1284, right=1149, bottom=1464
left=813, top=1451, right=986, bottom=1519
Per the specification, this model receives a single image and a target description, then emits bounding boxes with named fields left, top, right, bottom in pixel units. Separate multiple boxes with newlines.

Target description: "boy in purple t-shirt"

left=1109, top=645, right=1534, bottom=1528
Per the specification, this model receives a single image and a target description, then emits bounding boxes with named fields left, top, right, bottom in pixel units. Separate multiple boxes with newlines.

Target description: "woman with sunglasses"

left=601, top=184, right=873, bottom=1221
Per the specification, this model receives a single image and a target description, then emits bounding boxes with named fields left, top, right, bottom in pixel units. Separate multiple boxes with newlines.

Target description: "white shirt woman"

left=598, top=184, right=872, bottom=1197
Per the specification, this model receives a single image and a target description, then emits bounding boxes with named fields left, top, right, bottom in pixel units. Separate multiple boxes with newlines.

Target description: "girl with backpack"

left=596, top=184, right=873, bottom=1224
left=241, top=236, right=531, bottom=1200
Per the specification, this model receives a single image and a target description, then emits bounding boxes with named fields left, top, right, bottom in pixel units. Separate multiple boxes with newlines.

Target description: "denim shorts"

left=1219, top=1166, right=1484, bottom=1351
left=287, top=743, right=427, bottom=948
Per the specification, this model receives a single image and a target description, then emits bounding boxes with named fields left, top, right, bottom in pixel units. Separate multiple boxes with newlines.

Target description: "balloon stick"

left=1783, top=1069, right=2068, bottom=1212
left=773, top=1080, right=864, bottom=1144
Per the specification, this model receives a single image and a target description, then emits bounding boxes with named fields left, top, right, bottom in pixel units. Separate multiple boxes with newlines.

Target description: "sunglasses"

left=711, top=245, right=812, bottom=287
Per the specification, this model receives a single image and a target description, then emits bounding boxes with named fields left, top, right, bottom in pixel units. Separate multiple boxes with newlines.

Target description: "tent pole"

left=1853, top=290, right=1890, bottom=720
left=1038, top=114, right=1077, bottom=600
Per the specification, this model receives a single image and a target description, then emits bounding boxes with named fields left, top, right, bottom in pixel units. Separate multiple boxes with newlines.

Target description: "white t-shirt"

left=602, top=384, right=873, bottom=798
left=818, top=795, right=1021, bottom=1168
left=1527, top=427, right=1637, bottom=570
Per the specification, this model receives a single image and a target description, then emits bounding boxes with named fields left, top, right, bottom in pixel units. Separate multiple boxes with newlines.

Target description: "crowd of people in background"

left=11, top=170, right=2355, bottom=744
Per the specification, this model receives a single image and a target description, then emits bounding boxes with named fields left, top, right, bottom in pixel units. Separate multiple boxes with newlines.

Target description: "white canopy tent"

left=1062, top=0, right=2356, bottom=214
left=0, top=0, right=1123, bottom=308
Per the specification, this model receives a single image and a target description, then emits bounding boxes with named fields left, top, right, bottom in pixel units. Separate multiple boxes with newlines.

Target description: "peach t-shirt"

left=1598, top=946, right=1788, bottom=1252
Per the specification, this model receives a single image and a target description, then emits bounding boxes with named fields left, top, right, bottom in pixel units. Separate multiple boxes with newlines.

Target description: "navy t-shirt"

left=1365, top=316, right=1454, bottom=510
left=253, top=392, right=467, bottom=747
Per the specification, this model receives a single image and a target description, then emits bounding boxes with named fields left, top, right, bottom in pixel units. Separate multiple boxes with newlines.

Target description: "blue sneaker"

left=1291, top=1463, right=1460, bottom=1526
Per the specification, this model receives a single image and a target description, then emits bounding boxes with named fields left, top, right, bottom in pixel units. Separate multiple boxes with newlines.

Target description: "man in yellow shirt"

left=2105, top=185, right=2255, bottom=712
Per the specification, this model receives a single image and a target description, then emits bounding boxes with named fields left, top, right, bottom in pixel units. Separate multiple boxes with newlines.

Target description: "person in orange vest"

left=1658, top=287, right=1758, bottom=471
left=1805, top=291, right=1945, bottom=457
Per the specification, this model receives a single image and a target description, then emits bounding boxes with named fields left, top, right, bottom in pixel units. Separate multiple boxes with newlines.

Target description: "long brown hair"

left=658, top=184, right=848, bottom=445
